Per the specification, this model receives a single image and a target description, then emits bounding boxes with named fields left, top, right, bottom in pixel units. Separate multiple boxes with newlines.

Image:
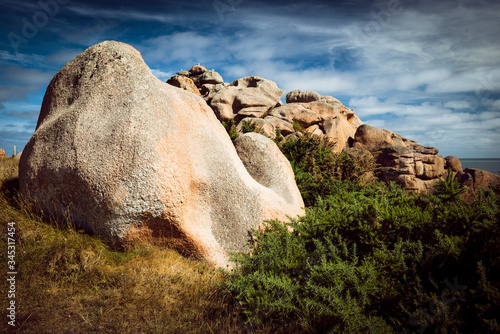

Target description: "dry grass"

left=0, top=158, right=274, bottom=334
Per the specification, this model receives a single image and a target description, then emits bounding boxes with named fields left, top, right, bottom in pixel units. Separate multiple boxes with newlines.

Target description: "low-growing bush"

left=276, top=134, right=376, bottom=207
left=223, top=181, right=500, bottom=333
left=223, top=137, right=500, bottom=333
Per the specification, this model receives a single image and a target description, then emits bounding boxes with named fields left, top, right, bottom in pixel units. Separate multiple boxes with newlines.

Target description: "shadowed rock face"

left=19, top=41, right=304, bottom=268
left=353, top=124, right=446, bottom=193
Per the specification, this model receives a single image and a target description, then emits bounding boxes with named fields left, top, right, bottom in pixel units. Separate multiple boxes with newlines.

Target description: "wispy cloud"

left=0, top=0, right=498, bottom=158
left=66, top=3, right=181, bottom=24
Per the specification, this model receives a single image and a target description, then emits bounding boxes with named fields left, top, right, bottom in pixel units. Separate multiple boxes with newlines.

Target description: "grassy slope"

left=1, top=158, right=250, bottom=333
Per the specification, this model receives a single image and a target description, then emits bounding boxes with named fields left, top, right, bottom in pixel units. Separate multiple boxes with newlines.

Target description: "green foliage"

left=273, top=128, right=285, bottom=144
left=292, top=120, right=305, bottom=132
left=434, top=168, right=466, bottom=202
left=275, top=134, right=375, bottom=207
left=240, top=119, right=257, bottom=134
left=223, top=137, right=500, bottom=333
left=222, top=118, right=238, bottom=141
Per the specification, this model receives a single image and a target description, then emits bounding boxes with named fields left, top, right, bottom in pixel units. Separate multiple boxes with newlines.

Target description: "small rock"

left=234, top=132, right=304, bottom=208
left=444, top=156, right=463, bottom=172
left=166, top=75, right=201, bottom=96
left=286, top=89, right=322, bottom=103
left=199, top=70, right=224, bottom=85
left=264, top=116, right=295, bottom=136
left=305, top=124, right=323, bottom=136
left=189, top=65, right=207, bottom=75
left=236, top=118, right=276, bottom=139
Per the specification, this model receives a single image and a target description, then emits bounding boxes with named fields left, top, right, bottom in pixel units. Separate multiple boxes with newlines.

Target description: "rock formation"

left=352, top=124, right=448, bottom=193
left=456, top=168, right=500, bottom=193
left=166, top=75, right=201, bottom=96
left=19, top=41, right=304, bottom=268
left=167, top=72, right=362, bottom=153
left=167, top=65, right=498, bottom=195
left=0, top=149, right=6, bottom=158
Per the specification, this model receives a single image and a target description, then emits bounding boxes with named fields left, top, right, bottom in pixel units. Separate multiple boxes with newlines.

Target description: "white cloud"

left=140, top=32, right=216, bottom=66
left=348, top=97, right=401, bottom=117
left=444, top=100, right=473, bottom=109
left=66, top=4, right=179, bottom=24
left=0, top=51, right=44, bottom=66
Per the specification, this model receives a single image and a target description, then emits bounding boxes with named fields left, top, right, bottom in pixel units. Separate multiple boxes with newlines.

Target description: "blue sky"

left=1, top=0, right=499, bottom=158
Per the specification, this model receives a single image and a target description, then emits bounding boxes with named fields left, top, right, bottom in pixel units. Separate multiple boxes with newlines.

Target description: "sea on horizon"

left=459, top=158, right=500, bottom=175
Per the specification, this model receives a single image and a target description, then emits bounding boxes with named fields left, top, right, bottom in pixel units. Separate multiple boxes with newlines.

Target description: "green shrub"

left=224, top=136, right=500, bottom=333
left=222, top=118, right=238, bottom=141
left=434, top=168, right=466, bottom=202
left=275, top=134, right=375, bottom=207
left=240, top=119, right=257, bottom=134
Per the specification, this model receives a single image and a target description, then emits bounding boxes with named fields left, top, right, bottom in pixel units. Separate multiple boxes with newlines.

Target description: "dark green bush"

left=222, top=118, right=238, bottom=141
left=276, top=134, right=375, bottom=207
left=223, top=136, right=500, bottom=333
left=240, top=119, right=257, bottom=134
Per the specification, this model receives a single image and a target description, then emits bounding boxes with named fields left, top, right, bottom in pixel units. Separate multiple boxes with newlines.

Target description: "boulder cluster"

left=167, top=65, right=362, bottom=152
left=349, top=125, right=500, bottom=194
left=16, top=41, right=499, bottom=267
left=167, top=65, right=500, bottom=194
left=350, top=124, right=449, bottom=193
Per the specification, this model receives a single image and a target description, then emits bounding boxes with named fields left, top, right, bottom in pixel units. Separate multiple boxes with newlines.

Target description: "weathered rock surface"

left=166, top=75, right=201, bottom=96
left=199, top=70, right=224, bottom=85
left=210, top=76, right=284, bottom=121
left=200, top=83, right=227, bottom=104
left=171, top=65, right=225, bottom=94
left=457, top=168, right=500, bottom=192
left=0, top=149, right=5, bottom=157
left=189, top=65, right=207, bottom=75
left=445, top=155, right=462, bottom=172
left=286, top=89, right=322, bottom=103
left=353, top=125, right=447, bottom=193
left=234, top=133, right=304, bottom=209
left=19, top=41, right=304, bottom=268
left=168, top=66, right=362, bottom=153
left=273, top=99, right=362, bottom=152
left=236, top=118, right=276, bottom=139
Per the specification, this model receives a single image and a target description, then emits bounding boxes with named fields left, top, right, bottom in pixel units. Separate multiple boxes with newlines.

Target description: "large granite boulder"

left=457, top=168, right=500, bottom=192
left=266, top=98, right=362, bottom=152
left=19, top=41, right=304, bottom=268
left=352, top=125, right=446, bottom=193
left=0, top=149, right=5, bottom=158
left=210, top=76, right=284, bottom=121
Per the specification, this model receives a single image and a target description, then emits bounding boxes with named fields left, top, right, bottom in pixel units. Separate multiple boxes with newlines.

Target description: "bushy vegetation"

left=223, top=135, right=500, bottom=333
left=222, top=118, right=239, bottom=141
left=276, top=133, right=376, bottom=207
